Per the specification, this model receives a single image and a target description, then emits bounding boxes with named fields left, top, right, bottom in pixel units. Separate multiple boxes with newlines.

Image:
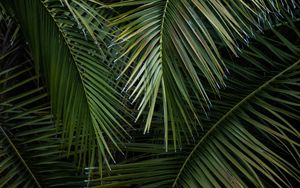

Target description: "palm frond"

left=0, top=127, right=42, bottom=188
left=5, top=0, right=131, bottom=169
left=0, top=11, right=84, bottom=187
left=86, top=16, right=300, bottom=188
left=88, top=154, right=182, bottom=188
left=108, top=0, right=300, bottom=149
left=173, top=21, right=300, bottom=188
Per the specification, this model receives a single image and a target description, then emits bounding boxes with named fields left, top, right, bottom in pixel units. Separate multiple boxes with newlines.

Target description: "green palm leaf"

left=4, top=0, right=131, bottom=168
left=0, top=127, right=42, bottom=188
left=0, top=13, right=83, bottom=187
left=108, top=0, right=299, bottom=149
left=2, top=1, right=300, bottom=187
left=174, top=66, right=300, bottom=187
left=86, top=17, right=300, bottom=188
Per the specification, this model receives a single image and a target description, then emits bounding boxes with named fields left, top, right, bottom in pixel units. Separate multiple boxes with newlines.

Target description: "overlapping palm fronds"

left=4, top=0, right=132, bottom=169
left=1, top=0, right=300, bottom=187
left=108, top=0, right=300, bottom=149
left=0, top=11, right=83, bottom=187
left=86, top=17, right=300, bottom=188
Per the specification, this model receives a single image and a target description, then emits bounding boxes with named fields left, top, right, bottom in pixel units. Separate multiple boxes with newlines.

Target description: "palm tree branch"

left=108, top=0, right=300, bottom=150
left=40, top=0, right=89, bottom=102
left=5, top=0, right=131, bottom=168
left=173, top=59, right=300, bottom=186
left=38, top=3, right=112, bottom=159
left=0, top=126, right=42, bottom=188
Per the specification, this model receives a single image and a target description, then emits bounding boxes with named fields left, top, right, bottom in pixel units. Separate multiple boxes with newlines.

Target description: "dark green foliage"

left=1, top=1, right=300, bottom=187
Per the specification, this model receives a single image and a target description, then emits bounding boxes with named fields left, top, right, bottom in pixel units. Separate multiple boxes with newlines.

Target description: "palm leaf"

left=86, top=17, right=300, bottom=188
left=173, top=20, right=300, bottom=187
left=0, top=12, right=84, bottom=187
left=0, top=127, right=42, bottom=188
left=4, top=0, right=131, bottom=169
left=108, top=0, right=299, bottom=149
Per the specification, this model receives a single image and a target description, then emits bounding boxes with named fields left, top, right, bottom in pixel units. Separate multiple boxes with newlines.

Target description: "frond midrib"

left=172, top=59, right=300, bottom=187
left=0, top=126, right=42, bottom=188
left=39, top=0, right=91, bottom=114
left=159, top=0, right=169, bottom=61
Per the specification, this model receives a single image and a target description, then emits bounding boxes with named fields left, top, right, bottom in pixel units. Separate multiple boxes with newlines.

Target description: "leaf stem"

left=0, top=126, right=42, bottom=188
left=172, top=59, right=300, bottom=187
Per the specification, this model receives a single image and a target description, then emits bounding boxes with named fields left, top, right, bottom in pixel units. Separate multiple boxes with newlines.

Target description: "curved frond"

left=0, top=12, right=83, bottom=187
left=174, top=21, right=300, bottom=187
left=5, top=0, right=131, bottom=168
left=0, top=127, right=42, bottom=188
left=109, top=0, right=299, bottom=149
left=88, top=154, right=182, bottom=188
left=86, top=17, right=300, bottom=188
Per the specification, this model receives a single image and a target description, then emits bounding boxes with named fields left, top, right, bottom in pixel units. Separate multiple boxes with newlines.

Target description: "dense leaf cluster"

left=1, top=0, right=300, bottom=187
